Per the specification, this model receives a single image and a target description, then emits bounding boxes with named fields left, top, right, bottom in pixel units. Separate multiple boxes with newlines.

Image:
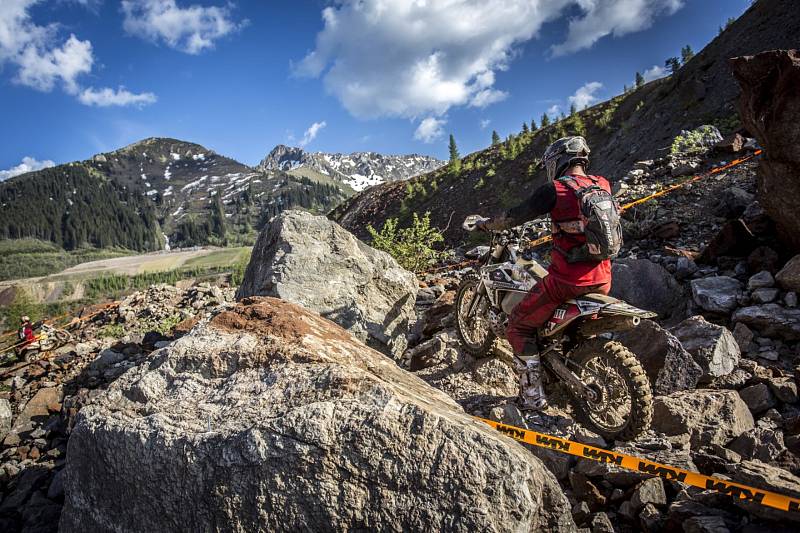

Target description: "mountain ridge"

left=257, top=144, right=445, bottom=191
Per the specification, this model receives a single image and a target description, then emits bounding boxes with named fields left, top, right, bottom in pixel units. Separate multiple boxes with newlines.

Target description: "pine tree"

left=491, top=130, right=501, bottom=145
left=209, top=194, right=226, bottom=239
left=448, top=134, right=461, bottom=172
left=681, top=45, right=694, bottom=65
left=540, top=113, right=551, bottom=128
left=530, top=119, right=537, bottom=131
left=665, top=57, right=681, bottom=75
left=635, top=71, right=645, bottom=88
left=569, top=103, right=577, bottom=116
left=522, top=122, right=529, bottom=134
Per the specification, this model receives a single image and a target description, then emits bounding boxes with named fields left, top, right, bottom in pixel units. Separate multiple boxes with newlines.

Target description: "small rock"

left=631, top=477, right=667, bottom=510
left=729, top=427, right=786, bottom=462
left=748, top=246, right=780, bottom=274
left=683, top=515, right=730, bottom=533
left=786, top=292, right=798, bottom=308
left=589, top=512, right=614, bottom=533
left=732, top=304, right=800, bottom=341
left=0, top=399, right=11, bottom=442
left=768, top=377, right=799, bottom=403
left=618, top=500, right=637, bottom=520
left=751, top=288, right=779, bottom=303
left=738, top=383, right=776, bottom=415
left=776, top=255, right=800, bottom=292
left=731, top=323, right=754, bottom=353
left=572, top=501, right=591, bottom=524
left=691, top=277, right=742, bottom=314
left=747, top=270, right=774, bottom=290
left=670, top=316, right=739, bottom=382
left=639, top=503, right=665, bottom=532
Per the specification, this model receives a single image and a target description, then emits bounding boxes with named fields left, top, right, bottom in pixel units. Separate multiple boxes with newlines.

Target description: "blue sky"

left=0, top=0, right=753, bottom=177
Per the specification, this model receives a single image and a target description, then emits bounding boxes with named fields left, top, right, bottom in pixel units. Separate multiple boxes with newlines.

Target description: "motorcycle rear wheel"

left=455, top=274, right=497, bottom=357
left=569, top=339, right=652, bottom=441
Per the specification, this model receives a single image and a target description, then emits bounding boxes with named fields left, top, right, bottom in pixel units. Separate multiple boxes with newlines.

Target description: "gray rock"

left=732, top=304, right=800, bottom=341
left=747, top=270, right=775, bottom=290
left=683, top=515, right=730, bottom=533
left=728, top=427, right=785, bottom=462
left=639, top=503, right=664, bottom=532
left=786, top=291, right=798, bottom=308
left=616, top=320, right=702, bottom=395
left=751, top=288, right=779, bottom=303
left=652, top=390, right=754, bottom=448
left=776, top=254, right=800, bottom=292
left=691, top=277, right=742, bottom=314
left=60, top=297, right=574, bottom=532
left=589, top=512, right=614, bottom=533
left=235, top=210, right=418, bottom=357
left=0, top=399, right=11, bottom=442
left=611, top=258, right=685, bottom=319
left=630, top=477, right=667, bottom=510
left=731, top=322, right=754, bottom=353
left=670, top=316, right=739, bottom=382
left=89, top=349, right=125, bottom=371
left=768, top=377, right=799, bottom=403
left=738, top=383, right=776, bottom=415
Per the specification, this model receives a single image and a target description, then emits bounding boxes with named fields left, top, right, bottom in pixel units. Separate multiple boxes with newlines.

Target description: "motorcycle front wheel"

left=569, top=339, right=652, bottom=441
left=455, top=274, right=496, bottom=357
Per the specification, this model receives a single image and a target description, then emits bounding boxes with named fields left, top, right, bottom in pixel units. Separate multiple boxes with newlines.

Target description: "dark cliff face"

left=331, top=0, right=800, bottom=245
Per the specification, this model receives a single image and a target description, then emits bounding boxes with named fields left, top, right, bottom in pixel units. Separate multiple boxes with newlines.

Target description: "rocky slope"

left=331, top=0, right=800, bottom=246
left=258, top=144, right=444, bottom=192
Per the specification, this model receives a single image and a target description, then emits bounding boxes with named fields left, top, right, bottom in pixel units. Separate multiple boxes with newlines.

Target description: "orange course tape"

left=476, top=417, right=800, bottom=514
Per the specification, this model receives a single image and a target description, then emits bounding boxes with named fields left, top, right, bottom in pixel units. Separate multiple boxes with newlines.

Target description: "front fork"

left=543, top=347, right=600, bottom=403
left=466, top=279, right=488, bottom=323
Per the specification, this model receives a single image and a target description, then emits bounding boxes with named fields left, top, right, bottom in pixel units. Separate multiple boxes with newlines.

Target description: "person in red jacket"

left=16, top=316, right=37, bottom=360
left=479, top=136, right=614, bottom=410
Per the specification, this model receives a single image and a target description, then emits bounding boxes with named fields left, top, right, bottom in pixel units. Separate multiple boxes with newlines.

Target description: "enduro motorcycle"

left=455, top=215, right=655, bottom=441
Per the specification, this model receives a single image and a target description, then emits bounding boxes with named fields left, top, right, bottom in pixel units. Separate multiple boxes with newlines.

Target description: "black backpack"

left=556, top=176, right=623, bottom=263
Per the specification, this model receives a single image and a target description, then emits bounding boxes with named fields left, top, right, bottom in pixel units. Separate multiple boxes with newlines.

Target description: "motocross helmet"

left=541, top=136, right=590, bottom=182
left=21, top=316, right=30, bottom=323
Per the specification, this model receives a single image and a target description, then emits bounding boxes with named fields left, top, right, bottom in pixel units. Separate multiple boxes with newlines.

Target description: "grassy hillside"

left=332, top=0, right=799, bottom=245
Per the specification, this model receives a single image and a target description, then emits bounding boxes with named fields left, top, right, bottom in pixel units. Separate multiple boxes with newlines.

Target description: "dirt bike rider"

left=477, top=136, right=617, bottom=411
left=16, top=316, right=38, bottom=360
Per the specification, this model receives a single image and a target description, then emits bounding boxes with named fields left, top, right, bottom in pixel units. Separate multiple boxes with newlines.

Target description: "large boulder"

left=690, top=276, right=742, bottom=314
left=651, top=390, right=754, bottom=448
left=670, top=316, right=739, bottom=382
left=60, top=297, right=574, bottom=532
left=732, top=50, right=800, bottom=251
left=732, top=304, right=800, bottom=341
left=726, top=460, right=800, bottom=523
left=611, top=258, right=685, bottom=319
left=615, top=320, right=702, bottom=395
left=236, top=210, right=418, bottom=357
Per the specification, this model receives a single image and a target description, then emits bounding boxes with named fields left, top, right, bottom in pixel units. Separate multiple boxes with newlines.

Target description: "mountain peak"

left=257, top=145, right=444, bottom=191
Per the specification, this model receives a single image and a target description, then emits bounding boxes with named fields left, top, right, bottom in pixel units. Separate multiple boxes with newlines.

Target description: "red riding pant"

left=506, top=275, right=611, bottom=354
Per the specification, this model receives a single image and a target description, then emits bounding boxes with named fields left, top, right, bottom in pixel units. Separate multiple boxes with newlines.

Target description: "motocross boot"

left=515, top=340, right=548, bottom=411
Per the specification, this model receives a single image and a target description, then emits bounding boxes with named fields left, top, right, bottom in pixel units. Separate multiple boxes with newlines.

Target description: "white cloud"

left=0, top=0, right=156, bottom=106
left=122, top=0, right=246, bottom=55
left=546, top=104, right=562, bottom=118
left=642, top=64, right=667, bottom=82
left=414, top=117, right=446, bottom=144
left=480, top=119, right=491, bottom=129
left=297, top=0, right=685, bottom=123
left=299, top=121, right=327, bottom=147
left=568, top=81, right=603, bottom=111
left=551, top=0, right=684, bottom=57
left=0, top=156, right=55, bottom=181
left=79, top=86, right=158, bottom=107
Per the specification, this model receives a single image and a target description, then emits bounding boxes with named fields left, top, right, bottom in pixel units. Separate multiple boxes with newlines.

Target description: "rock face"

left=236, top=210, right=418, bottom=357
left=60, top=297, right=574, bottom=532
left=651, top=390, right=754, bottom=448
left=610, top=258, right=685, bottom=319
left=732, top=49, right=800, bottom=251
left=670, top=316, right=739, bottom=382
left=615, top=320, right=702, bottom=395
left=0, top=399, right=11, bottom=442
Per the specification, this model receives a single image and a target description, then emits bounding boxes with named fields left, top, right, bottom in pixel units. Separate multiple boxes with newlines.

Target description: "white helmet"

left=541, top=136, right=591, bottom=182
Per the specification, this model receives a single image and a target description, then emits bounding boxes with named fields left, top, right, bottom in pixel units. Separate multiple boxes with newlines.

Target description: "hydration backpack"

left=556, top=176, right=623, bottom=263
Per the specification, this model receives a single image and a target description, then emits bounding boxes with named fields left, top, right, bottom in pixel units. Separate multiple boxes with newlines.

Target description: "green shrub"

left=367, top=212, right=446, bottom=273
left=670, top=125, right=719, bottom=155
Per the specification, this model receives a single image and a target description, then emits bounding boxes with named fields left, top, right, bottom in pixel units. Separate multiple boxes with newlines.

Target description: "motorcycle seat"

left=571, top=293, right=621, bottom=304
